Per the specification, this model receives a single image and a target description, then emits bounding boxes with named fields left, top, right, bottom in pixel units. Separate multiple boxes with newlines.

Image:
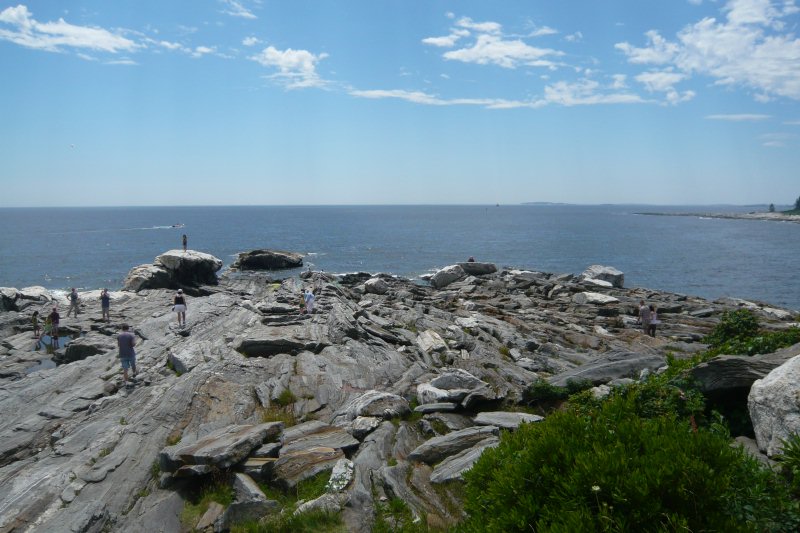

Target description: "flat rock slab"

left=430, top=436, right=500, bottom=484
left=160, top=422, right=283, bottom=472
left=408, top=425, right=499, bottom=465
left=280, top=423, right=360, bottom=455
left=233, top=249, right=303, bottom=271
left=272, top=446, right=344, bottom=490
left=572, top=292, right=619, bottom=305
left=473, top=411, right=543, bottom=430
left=414, top=403, right=457, bottom=414
left=548, top=351, right=666, bottom=388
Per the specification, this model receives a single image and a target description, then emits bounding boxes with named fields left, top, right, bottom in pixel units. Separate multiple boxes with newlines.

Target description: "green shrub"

left=230, top=509, right=344, bottom=533
left=457, top=392, right=799, bottom=532
left=779, top=433, right=800, bottom=496
left=522, top=379, right=593, bottom=407
left=181, top=475, right=235, bottom=529
left=706, top=309, right=760, bottom=346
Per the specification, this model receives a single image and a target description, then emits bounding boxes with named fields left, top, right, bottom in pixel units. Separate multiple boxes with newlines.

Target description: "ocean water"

left=1, top=205, right=798, bottom=311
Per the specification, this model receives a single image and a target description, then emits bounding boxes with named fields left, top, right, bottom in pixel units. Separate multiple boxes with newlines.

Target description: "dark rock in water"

left=54, top=333, right=115, bottom=364
left=458, top=262, right=497, bottom=276
left=233, top=249, right=303, bottom=271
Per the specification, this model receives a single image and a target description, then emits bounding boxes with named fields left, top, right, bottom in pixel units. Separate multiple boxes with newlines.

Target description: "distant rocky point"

left=637, top=211, right=800, bottom=224
left=0, top=249, right=798, bottom=532
left=231, top=249, right=304, bottom=271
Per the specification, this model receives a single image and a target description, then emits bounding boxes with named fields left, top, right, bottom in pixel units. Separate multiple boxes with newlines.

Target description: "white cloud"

left=760, top=132, right=796, bottom=146
left=615, top=30, right=679, bottom=64
left=444, top=34, right=562, bottom=69
left=784, top=119, right=800, bottom=125
left=0, top=4, right=138, bottom=53
left=455, top=17, right=502, bottom=34
left=565, top=31, right=583, bottom=43
left=192, top=45, right=215, bottom=58
left=251, top=46, right=329, bottom=88
left=634, top=70, right=695, bottom=103
left=220, top=0, right=257, bottom=19
left=706, top=113, right=772, bottom=120
left=617, top=0, right=800, bottom=101
left=242, top=36, right=260, bottom=47
left=106, top=58, right=137, bottom=66
left=424, top=15, right=563, bottom=69
left=421, top=29, right=469, bottom=48
left=348, top=88, right=541, bottom=109
left=611, top=74, right=628, bottom=89
left=542, top=79, right=645, bottom=106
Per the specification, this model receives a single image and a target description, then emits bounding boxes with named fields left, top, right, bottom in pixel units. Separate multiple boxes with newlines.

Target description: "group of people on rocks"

left=637, top=300, right=660, bottom=337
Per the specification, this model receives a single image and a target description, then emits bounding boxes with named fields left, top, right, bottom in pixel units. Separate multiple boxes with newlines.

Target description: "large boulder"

left=233, top=250, right=303, bottom=271
left=407, top=426, right=499, bottom=464
left=580, top=265, right=624, bottom=288
left=689, top=342, right=800, bottom=395
left=749, top=352, right=800, bottom=457
left=123, top=250, right=223, bottom=291
left=155, top=250, right=223, bottom=286
left=430, top=265, right=466, bottom=289
left=458, top=262, right=497, bottom=276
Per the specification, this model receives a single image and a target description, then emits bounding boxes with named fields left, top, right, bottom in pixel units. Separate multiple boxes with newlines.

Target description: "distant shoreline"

left=636, top=212, right=800, bottom=224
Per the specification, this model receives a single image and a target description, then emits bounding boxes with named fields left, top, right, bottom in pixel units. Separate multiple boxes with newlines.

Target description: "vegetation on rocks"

left=704, top=309, right=800, bottom=357
left=459, top=384, right=800, bottom=532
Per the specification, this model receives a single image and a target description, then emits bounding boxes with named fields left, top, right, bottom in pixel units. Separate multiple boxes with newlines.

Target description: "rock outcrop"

left=232, top=250, right=303, bottom=271
left=0, top=254, right=797, bottom=532
left=749, top=349, right=800, bottom=457
left=123, top=250, right=223, bottom=291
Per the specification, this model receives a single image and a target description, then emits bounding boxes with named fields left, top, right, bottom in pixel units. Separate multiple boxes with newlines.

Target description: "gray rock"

left=430, top=265, right=466, bottom=289
left=56, top=333, right=116, bottom=364
left=407, top=426, right=499, bottom=465
left=414, top=403, right=457, bottom=414
left=429, top=437, right=500, bottom=483
left=749, top=353, right=800, bottom=457
left=689, top=342, right=800, bottom=394
left=572, top=292, right=619, bottom=305
left=271, top=446, right=343, bottom=490
left=473, top=411, right=543, bottom=429
left=279, top=422, right=360, bottom=455
left=549, top=351, right=666, bottom=387
left=350, top=416, right=382, bottom=440
left=333, top=390, right=411, bottom=423
left=580, top=265, right=624, bottom=288
left=123, top=264, right=172, bottom=291
left=458, top=262, right=498, bottom=276
left=196, top=501, right=225, bottom=530
left=364, top=277, right=390, bottom=295
left=233, top=472, right=267, bottom=502
left=233, top=249, right=303, bottom=270
left=160, top=422, right=283, bottom=471
left=214, top=500, right=279, bottom=532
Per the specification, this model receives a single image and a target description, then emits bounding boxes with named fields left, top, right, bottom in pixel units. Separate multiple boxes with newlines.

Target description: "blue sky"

left=1, top=0, right=799, bottom=207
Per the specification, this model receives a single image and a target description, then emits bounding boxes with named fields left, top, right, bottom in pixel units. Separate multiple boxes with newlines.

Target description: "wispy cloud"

left=242, top=36, right=260, bottom=47
left=706, top=113, right=772, bottom=121
left=0, top=4, right=138, bottom=53
left=250, top=46, right=329, bottom=89
left=423, top=16, right=563, bottom=69
left=616, top=0, right=800, bottom=101
left=760, top=132, right=797, bottom=147
left=191, top=45, right=216, bottom=58
left=220, top=0, right=257, bottom=20
left=634, top=70, right=695, bottom=104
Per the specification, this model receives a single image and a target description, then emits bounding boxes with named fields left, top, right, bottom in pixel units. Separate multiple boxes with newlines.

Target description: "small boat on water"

left=171, top=223, right=185, bottom=228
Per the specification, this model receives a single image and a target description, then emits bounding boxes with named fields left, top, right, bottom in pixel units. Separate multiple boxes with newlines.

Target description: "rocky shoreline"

left=637, top=211, right=800, bottom=224
left=1, top=250, right=799, bottom=532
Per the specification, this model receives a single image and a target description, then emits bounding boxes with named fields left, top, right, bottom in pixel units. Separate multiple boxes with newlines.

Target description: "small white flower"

left=591, top=485, right=601, bottom=492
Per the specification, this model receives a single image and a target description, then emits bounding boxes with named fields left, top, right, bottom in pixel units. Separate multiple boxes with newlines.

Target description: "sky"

left=1, top=0, right=799, bottom=207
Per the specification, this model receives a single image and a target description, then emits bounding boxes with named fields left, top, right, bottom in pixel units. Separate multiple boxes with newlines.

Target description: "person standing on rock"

left=173, top=289, right=187, bottom=327
left=66, top=288, right=80, bottom=317
left=31, top=310, right=40, bottom=338
left=648, top=305, right=659, bottom=337
left=304, top=288, right=315, bottom=314
left=638, top=300, right=651, bottom=335
left=117, top=324, right=137, bottom=386
left=48, top=306, right=60, bottom=348
left=100, top=288, right=111, bottom=322
left=182, top=234, right=187, bottom=252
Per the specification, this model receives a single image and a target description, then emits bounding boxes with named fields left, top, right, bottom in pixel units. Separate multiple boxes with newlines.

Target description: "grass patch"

left=230, top=509, right=345, bottom=533
left=373, top=497, right=434, bottom=533
left=180, top=474, right=234, bottom=531
left=498, top=345, right=511, bottom=358
left=274, top=389, right=297, bottom=407
left=258, top=470, right=332, bottom=510
left=430, top=419, right=450, bottom=436
left=150, top=460, right=161, bottom=480
left=166, top=432, right=182, bottom=446
left=260, top=405, right=297, bottom=427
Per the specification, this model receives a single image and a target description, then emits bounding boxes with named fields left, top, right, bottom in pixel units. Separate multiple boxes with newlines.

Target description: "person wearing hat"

left=173, top=289, right=187, bottom=327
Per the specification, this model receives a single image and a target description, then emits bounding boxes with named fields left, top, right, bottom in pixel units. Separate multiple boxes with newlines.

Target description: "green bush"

left=706, top=309, right=760, bottom=346
left=457, top=392, right=799, bottom=532
left=779, top=433, right=800, bottom=496
left=523, top=379, right=592, bottom=406
left=230, top=509, right=344, bottom=533
left=704, top=309, right=800, bottom=357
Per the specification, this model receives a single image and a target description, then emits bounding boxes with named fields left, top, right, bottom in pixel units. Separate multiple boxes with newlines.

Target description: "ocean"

left=1, top=205, right=798, bottom=311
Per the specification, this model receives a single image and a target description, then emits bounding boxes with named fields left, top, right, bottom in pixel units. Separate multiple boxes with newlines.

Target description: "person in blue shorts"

left=100, top=289, right=111, bottom=322
left=118, top=324, right=137, bottom=386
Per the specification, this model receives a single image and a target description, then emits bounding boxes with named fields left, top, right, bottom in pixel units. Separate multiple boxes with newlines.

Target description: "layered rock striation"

left=0, top=252, right=798, bottom=532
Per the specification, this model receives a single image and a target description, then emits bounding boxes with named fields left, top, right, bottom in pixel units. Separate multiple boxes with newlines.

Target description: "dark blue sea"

left=1, top=205, right=798, bottom=311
